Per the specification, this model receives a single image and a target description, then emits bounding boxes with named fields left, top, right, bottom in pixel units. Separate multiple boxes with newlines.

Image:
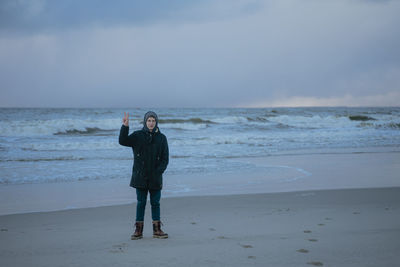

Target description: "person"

left=119, top=111, right=169, bottom=239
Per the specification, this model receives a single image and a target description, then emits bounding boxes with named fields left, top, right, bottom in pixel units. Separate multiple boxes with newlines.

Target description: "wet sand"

left=1, top=187, right=400, bottom=267
left=1, top=148, right=399, bottom=216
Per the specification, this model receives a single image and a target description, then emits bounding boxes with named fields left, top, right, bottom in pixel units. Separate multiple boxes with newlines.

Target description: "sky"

left=0, top=0, right=400, bottom=108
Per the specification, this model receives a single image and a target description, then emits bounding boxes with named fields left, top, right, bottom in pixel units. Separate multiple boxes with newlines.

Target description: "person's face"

left=146, top=117, right=156, bottom=131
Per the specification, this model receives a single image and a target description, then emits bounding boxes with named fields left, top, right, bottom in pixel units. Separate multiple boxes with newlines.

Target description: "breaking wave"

left=358, top=122, right=400, bottom=129
left=348, top=115, right=376, bottom=121
left=54, top=127, right=116, bottom=136
left=159, top=118, right=215, bottom=124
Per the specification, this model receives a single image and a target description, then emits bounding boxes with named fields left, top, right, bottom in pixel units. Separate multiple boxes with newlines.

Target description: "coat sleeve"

left=119, top=125, right=137, bottom=147
left=156, top=135, right=169, bottom=174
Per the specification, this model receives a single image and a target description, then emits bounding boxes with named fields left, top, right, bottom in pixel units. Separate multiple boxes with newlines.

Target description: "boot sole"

left=131, top=235, right=143, bottom=240
left=153, top=235, right=168, bottom=239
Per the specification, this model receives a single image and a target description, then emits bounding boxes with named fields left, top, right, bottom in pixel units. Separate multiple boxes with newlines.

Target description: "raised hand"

left=122, top=112, right=130, bottom=127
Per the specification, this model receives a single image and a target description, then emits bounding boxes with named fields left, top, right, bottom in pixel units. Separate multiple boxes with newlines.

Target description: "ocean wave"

left=361, top=109, right=398, bottom=115
left=209, top=116, right=249, bottom=124
left=386, top=123, right=400, bottom=129
left=159, top=118, right=215, bottom=124
left=54, top=127, right=116, bottom=136
left=21, top=141, right=119, bottom=151
left=0, top=118, right=120, bottom=136
left=161, top=123, right=209, bottom=131
left=357, top=122, right=375, bottom=128
left=246, top=116, right=269, bottom=122
left=161, top=116, right=271, bottom=130
left=268, top=115, right=353, bottom=129
left=348, top=115, right=376, bottom=121
left=358, top=122, right=400, bottom=129
left=170, top=135, right=271, bottom=146
left=275, top=123, right=292, bottom=129
left=1, top=156, right=85, bottom=162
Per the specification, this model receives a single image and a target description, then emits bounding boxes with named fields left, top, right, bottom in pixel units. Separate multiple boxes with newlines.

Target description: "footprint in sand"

left=209, top=228, right=216, bottom=231
left=325, top=217, right=332, bottom=221
left=308, top=239, right=318, bottom=242
left=217, top=236, right=229, bottom=239
left=113, top=243, right=128, bottom=247
left=240, top=244, right=253, bottom=248
left=109, top=248, right=124, bottom=253
left=276, top=208, right=291, bottom=212
left=110, top=243, right=128, bottom=253
left=248, top=256, right=256, bottom=259
left=318, top=224, right=325, bottom=226
left=1, top=228, right=8, bottom=232
left=304, top=230, right=312, bottom=233
left=113, top=243, right=128, bottom=248
left=191, top=222, right=197, bottom=225
left=353, top=212, right=360, bottom=215
left=297, top=249, right=309, bottom=253
left=307, top=261, right=324, bottom=266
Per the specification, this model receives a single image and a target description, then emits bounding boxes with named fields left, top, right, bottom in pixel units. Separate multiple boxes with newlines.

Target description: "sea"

left=1, top=107, right=400, bottom=214
left=1, top=107, right=400, bottom=186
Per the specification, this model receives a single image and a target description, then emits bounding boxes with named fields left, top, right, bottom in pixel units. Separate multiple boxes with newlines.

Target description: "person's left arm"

left=156, top=135, right=169, bottom=174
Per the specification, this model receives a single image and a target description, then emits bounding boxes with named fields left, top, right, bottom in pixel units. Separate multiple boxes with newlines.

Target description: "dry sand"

left=1, top=187, right=399, bottom=267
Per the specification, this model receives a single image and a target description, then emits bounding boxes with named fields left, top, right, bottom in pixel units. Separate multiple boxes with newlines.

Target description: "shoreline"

left=1, top=187, right=399, bottom=267
left=1, top=147, right=400, bottom=215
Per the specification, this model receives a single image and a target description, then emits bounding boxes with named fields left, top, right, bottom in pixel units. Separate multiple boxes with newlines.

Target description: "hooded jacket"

left=119, top=112, right=169, bottom=190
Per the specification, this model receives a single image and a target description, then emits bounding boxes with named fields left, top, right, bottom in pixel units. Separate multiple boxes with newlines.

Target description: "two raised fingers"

left=123, top=112, right=130, bottom=125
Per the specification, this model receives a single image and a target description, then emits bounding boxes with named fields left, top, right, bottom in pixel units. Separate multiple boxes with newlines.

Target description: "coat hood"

left=142, top=111, right=159, bottom=134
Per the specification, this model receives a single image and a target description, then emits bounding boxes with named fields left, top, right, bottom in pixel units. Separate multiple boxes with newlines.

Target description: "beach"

left=2, top=0, right=400, bottom=263
left=1, top=187, right=399, bottom=267
left=1, top=150, right=400, bottom=267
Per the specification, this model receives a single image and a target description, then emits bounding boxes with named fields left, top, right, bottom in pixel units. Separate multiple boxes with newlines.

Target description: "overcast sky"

left=1, top=0, right=399, bottom=108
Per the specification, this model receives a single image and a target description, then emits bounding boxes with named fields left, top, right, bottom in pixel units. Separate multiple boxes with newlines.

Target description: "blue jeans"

left=135, top=188, right=161, bottom=222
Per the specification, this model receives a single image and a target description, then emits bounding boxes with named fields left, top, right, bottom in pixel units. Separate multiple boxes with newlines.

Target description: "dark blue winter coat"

left=119, top=125, right=169, bottom=190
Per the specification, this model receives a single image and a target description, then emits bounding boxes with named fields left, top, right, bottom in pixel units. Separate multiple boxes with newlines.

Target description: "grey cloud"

left=0, top=0, right=263, bottom=36
left=0, top=0, right=399, bottom=108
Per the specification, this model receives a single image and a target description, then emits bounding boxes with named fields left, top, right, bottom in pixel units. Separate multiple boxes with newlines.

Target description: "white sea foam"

left=268, top=115, right=353, bottom=129
left=0, top=118, right=120, bottom=136
left=20, top=140, right=119, bottom=151
left=160, top=123, right=208, bottom=131
left=209, top=116, right=249, bottom=124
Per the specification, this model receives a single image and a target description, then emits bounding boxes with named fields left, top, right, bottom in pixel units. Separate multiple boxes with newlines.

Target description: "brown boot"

left=152, top=221, right=168, bottom=239
left=131, top=221, right=144, bottom=240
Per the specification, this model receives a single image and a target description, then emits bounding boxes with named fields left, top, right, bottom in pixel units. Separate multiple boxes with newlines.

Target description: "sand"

left=1, top=187, right=400, bottom=267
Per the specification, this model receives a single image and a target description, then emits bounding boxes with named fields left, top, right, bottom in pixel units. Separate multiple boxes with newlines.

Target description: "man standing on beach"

left=119, top=111, right=169, bottom=240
